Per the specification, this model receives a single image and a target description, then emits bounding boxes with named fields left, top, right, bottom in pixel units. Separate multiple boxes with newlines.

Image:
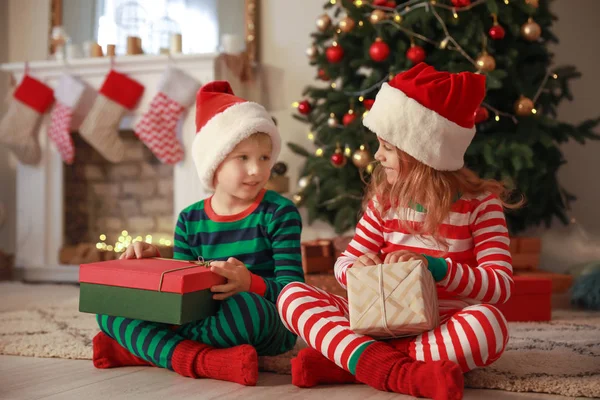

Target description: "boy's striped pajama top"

left=97, top=189, right=304, bottom=369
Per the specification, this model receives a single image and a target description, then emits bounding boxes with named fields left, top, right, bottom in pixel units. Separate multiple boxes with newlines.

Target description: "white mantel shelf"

left=1, top=53, right=220, bottom=79
left=1, top=53, right=217, bottom=283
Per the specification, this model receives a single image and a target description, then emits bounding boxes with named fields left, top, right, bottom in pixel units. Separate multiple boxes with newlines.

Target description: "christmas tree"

left=288, top=0, right=599, bottom=234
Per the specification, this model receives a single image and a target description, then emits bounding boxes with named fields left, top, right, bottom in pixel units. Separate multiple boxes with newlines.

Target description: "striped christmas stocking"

left=0, top=75, right=54, bottom=165
left=134, top=67, right=199, bottom=164
left=79, top=70, right=144, bottom=163
left=48, top=74, right=86, bottom=164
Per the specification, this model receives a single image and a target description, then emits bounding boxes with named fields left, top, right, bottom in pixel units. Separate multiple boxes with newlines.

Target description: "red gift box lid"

left=512, top=275, right=552, bottom=295
left=79, top=258, right=226, bottom=294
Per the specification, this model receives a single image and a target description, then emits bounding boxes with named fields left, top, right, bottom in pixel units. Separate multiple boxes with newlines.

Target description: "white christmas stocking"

left=48, top=74, right=86, bottom=164
left=134, top=67, right=200, bottom=164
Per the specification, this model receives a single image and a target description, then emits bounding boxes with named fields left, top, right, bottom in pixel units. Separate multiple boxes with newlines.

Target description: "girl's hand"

left=209, top=257, right=251, bottom=300
left=119, top=241, right=160, bottom=259
left=383, top=250, right=428, bottom=267
left=353, top=253, right=383, bottom=268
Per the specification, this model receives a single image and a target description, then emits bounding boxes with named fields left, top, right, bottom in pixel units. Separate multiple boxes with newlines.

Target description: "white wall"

left=0, top=0, right=12, bottom=253
left=551, top=0, right=600, bottom=234
left=0, top=0, right=50, bottom=254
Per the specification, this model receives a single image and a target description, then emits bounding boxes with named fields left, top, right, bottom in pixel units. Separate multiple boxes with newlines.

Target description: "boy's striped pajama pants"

left=97, top=292, right=297, bottom=370
left=277, top=282, right=509, bottom=374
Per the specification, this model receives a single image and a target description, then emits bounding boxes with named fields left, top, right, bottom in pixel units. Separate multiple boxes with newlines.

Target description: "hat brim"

left=192, top=101, right=281, bottom=191
left=363, top=83, right=475, bottom=171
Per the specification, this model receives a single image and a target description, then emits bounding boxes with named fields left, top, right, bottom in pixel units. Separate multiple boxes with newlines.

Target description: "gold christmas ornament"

left=521, top=18, right=542, bottom=41
left=514, top=96, right=535, bottom=116
left=476, top=52, right=496, bottom=72
left=306, top=45, right=318, bottom=60
left=369, top=10, right=387, bottom=24
left=339, top=16, right=356, bottom=33
left=292, top=194, right=303, bottom=205
left=327, top=113, right=339, bottom=127
left=298, top=176, right=311, bottom=189
left=352, top=145, right=372, bottom=168
left=316, top=14, right=332, bottom=32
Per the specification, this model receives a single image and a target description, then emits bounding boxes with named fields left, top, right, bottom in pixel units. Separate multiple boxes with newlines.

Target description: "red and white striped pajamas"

left=278, top=193, right=513, bottom=373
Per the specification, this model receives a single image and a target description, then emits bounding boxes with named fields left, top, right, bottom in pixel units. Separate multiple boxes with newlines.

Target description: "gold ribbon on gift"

left=155, top=257, right=212, bottom=293
left=377, top=263, right=400, bottom=339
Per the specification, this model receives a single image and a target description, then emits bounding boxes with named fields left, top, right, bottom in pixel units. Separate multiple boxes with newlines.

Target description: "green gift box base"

left=79, top=282, right=219, bottom=325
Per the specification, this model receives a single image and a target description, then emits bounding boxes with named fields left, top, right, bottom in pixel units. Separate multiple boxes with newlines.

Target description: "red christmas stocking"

left=48, top=74, right=86, bottom=164
left=0, top=75, right=54, bottom=165
left=79, top=70, right=144, bottom=163
left=134, top=67, right=199, bottom=164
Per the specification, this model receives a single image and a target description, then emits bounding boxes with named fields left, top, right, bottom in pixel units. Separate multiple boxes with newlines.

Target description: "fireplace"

left=1, top=54, right=216, bottom=281
left=60, top=131, right=175, bottom=265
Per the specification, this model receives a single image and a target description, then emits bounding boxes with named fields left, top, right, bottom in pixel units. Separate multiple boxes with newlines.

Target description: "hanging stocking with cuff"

left=79, top=70, right=144, bottom=163
left=0, top=75, right=55, bottom=165
left=134, top=67, right=200, bottom=164
left=48, top=74, right=86, bottom=164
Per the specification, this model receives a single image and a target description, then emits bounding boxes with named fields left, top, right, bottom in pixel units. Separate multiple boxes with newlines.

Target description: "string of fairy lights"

left=294, top=0, right=557, bottom=157
left=95, top=231, right=172, bottom=253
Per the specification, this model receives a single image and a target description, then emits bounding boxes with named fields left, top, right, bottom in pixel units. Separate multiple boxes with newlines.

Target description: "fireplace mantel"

left=1, top=54, right=217, bottom=282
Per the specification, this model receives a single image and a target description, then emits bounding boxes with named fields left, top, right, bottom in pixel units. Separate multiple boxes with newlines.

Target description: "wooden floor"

left=0, top=355, right=584, bottom=400
left=0, top=283, right=590, bottom=400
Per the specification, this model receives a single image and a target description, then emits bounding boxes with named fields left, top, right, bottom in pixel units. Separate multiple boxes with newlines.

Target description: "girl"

left=277, top=63, right=519, bottom=400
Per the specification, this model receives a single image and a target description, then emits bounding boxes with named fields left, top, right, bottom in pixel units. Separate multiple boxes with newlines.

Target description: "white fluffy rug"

left=1, top=282, right=599, bottom=397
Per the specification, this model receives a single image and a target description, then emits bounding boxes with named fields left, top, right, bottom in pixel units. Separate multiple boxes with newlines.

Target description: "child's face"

left=213, top=133, right=273, bottom=201
left=374, top=137, right=400, bottom=184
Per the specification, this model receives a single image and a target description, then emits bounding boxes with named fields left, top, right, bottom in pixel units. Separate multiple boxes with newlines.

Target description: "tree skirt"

left=1, top=282, right=599, bottom=397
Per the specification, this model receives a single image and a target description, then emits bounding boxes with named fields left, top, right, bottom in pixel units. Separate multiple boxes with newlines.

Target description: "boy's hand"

left=119, top=241, right=160, bottom=260
left=209, top=257, right=251, bottom=300
left=383, top=250, right=428, bottom=267
left=352, top=253, right=383, bottom=268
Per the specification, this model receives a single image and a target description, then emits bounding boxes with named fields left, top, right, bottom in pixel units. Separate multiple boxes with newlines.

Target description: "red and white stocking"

left=0, top=75, right=54, bottom=165
left=48, top=74, right=85, bottom=164
left=134, top=67, right=200, bottom=164
left=79, top=70, right=144, bottom=163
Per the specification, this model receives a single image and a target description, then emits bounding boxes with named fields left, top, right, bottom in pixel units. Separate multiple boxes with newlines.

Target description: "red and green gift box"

left=79, top=258, right=226, bottom=325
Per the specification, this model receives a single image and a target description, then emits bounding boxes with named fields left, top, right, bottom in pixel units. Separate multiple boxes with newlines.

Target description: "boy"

left=92, top=81, right=304, bottom=386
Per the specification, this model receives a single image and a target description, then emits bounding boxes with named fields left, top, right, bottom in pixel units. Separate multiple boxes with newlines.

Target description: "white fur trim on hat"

left=158, top=67, right=201, bottom=107
left=192, top=101, right=281, bottom=191
left=363, top=82, right=475, bottom=171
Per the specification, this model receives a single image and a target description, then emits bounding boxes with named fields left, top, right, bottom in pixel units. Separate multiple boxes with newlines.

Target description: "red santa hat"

left=192, top=81, right=280, bottom=191
left=363, top=63, right=486, bottom=171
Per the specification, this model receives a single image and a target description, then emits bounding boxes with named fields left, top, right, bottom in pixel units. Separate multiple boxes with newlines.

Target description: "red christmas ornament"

left=451, top=0, right=471, bottom=7
left=330, top=151, right=347, bottom=167
left=489, top=25, right=505, bottom=40
left=343, top=112, right=357, bottom=126
left=406, top=44, right=426, bottom=64
left=326, top=45, right=344, bottom=63
left=373, top=0, right=396, bottom=7
left=363, top=99, right=375, bottom=110
left=474, top=106, right=489, bottom=124
left=369, top=38, right=390, bottom=62
left=297, top=100, right=312, bottom=115
left=318, top=68, right=330, bottom=81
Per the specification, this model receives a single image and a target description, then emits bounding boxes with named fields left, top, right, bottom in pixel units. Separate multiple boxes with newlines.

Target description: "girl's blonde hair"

left=362, top=148, right=523, bottom=248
